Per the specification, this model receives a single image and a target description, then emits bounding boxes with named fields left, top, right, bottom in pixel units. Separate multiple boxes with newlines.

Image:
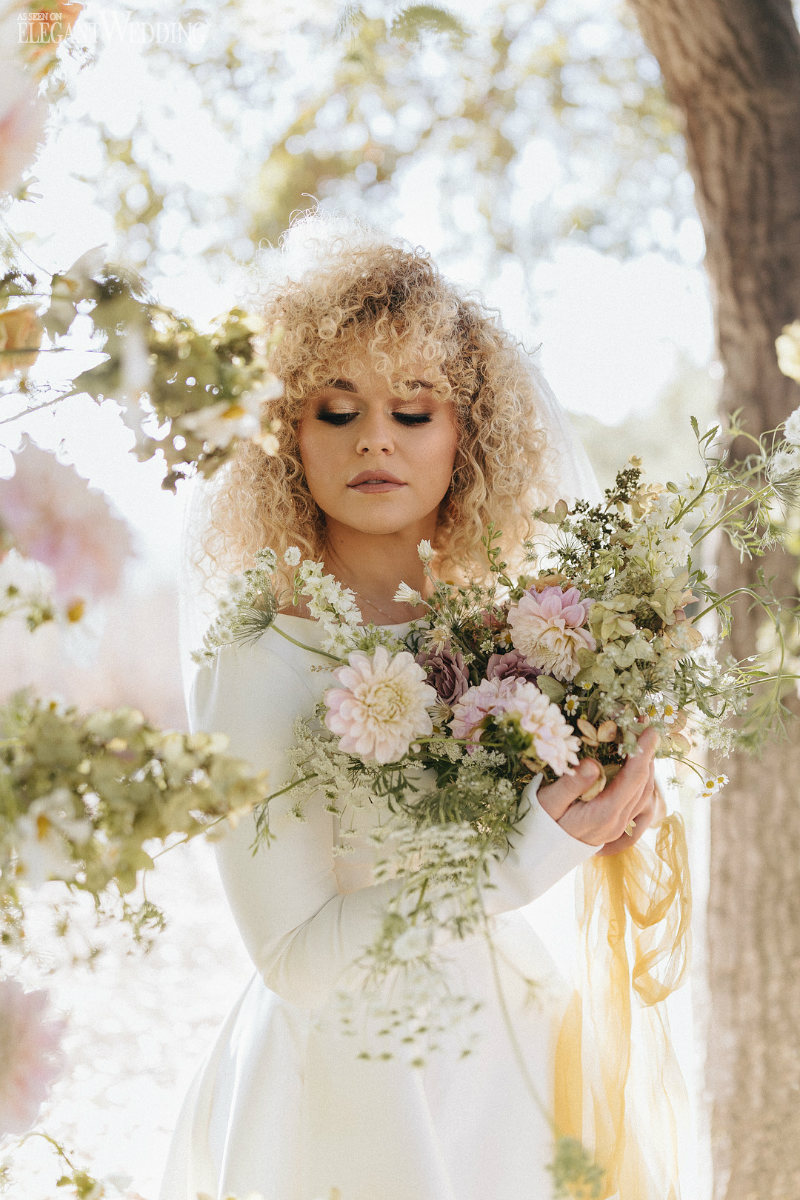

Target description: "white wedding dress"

left=159, top=614, right=598, bottom=1200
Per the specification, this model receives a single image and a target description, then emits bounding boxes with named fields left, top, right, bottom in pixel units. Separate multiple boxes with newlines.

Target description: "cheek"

left=297, top=421, right=326, bottom=478
left=430, top=419, right=459, bottom=483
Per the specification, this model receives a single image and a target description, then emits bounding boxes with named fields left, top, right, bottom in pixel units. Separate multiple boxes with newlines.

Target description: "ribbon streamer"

left=554, top=813, right=692, bottom=1198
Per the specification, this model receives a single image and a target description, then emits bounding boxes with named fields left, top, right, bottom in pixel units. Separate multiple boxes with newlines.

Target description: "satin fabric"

left=159, top=616, right=601, bottom=1200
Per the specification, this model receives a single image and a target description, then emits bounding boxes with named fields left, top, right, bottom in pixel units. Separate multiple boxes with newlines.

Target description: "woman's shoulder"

left=186, top=619, right=335, bottom=764
left=189, top=615, right=333, bottom=714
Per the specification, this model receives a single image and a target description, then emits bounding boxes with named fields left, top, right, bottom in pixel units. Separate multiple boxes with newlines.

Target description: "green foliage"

left=0, top=690, right=270, bottom=943
left=1, top=252, right=282, bottom=492
left=51, top=0, right=687, bottom=281
left=547, top=1135, right=605, bottom=1198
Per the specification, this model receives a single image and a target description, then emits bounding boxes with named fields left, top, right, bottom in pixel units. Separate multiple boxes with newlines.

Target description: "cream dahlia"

left=507, top=585, right=596, bottom=682
left=325, top=647, right=437, bottom=764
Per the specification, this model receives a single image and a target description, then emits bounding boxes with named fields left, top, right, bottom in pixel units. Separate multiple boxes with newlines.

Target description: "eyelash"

left=317, top=412, right=432, bottom=427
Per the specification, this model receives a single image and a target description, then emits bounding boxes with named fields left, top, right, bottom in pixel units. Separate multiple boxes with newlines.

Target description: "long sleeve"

left=189, top=636, right=596, bottom=1012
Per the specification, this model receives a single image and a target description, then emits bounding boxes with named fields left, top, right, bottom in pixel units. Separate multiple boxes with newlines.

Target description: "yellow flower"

left=0, top=306, right=43, bottom=379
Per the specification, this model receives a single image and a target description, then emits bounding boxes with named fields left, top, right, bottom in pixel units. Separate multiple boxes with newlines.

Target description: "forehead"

left=317, top=347, right=445, bottom=391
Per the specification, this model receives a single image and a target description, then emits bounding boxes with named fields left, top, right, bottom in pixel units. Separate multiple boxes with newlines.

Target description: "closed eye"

left=316, top=410, right=432, bottom=426
left=317, top=411, right=357, bottom=426
left=393, top=412, right=432, bottom=425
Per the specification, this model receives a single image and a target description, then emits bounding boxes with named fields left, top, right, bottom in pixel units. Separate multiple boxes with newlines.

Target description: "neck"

left=322, top=527, right=433, bottom=622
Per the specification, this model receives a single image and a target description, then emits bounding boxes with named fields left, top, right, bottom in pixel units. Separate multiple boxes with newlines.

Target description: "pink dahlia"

left=450, top=675, right=580, bottom=775
left=0, top=979, right=65, bottom=1137
left=325, top=646, right=437, bottom=764
left=507, top=585, right=596, bottom=682
left=0, top=439, right=133, bottom=601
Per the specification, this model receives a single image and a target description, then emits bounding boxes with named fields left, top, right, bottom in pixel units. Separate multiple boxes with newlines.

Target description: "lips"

left=347, top=469, right=406, bottom=492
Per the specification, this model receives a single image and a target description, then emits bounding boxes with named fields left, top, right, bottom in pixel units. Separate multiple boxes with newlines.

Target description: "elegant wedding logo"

left=16, top=4, right=81, bottom=49
left=17, top=8, right=209, bottom=49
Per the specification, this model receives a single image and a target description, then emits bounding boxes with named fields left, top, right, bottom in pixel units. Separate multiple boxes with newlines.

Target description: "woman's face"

left=297, top=356, right=458, bottom=546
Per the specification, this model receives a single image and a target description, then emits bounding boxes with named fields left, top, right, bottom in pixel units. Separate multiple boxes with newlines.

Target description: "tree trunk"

left=626, top=3, right=800, bottom=1197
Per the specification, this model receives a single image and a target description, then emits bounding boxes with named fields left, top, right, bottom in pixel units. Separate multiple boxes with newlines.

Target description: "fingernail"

left=578, top=758, right=599, bottom=780
left=639, top=728, right=659, bottom=753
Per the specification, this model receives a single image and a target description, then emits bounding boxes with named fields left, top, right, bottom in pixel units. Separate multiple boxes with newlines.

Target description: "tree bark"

left=626, top=3, right=800, bottom=1197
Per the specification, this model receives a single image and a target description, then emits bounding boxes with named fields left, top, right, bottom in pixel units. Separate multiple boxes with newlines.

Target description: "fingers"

left=546, top=726, right=659, bottom=848
left=537, top=757, right=602, bottom=822
left=595, top=760, right=657, bottom=856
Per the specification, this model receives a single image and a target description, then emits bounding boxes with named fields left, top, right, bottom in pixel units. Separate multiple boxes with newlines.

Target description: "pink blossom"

left=0, top=979, right=65, bottom=1136
left=449, top=675, right=580, bottom=775
left=0, top=62, right=48, bottom=195
left=485, top=649, right=541, bottom=684
left=325, top=646, right=437, bottom=764
left=507, top=585, right=596, bottom=682
left=0, top=439, right=133, bottom=600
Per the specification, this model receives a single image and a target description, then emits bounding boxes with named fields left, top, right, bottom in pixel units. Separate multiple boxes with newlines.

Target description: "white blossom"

left=393, top=582, right=422, bottom=606
left=784, top=406, right=800, bottom=447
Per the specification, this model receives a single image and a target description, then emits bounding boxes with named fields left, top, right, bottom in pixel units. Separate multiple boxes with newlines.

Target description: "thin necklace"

left=326, top=546, right=412, bottom=623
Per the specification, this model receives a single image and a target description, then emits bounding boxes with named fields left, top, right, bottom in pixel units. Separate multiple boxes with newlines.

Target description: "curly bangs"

left=205, top=216, right=559, bottom=583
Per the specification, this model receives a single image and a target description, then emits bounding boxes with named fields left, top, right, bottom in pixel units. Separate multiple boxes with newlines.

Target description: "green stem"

left=693, top=585, right=778, bottom=622
left=270, top=622, right=343, bottom=663
left=14, top=1130, right=77, bottom=1170
left=264, top=772, right=319, bottom=804
left=691, top=477, right=782, bottom=548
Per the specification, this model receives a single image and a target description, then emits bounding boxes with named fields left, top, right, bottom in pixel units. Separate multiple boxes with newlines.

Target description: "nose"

left=355, top=408, right=394, bottom=455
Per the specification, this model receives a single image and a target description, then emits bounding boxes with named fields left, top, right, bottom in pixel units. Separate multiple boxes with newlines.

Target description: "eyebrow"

left=326, top=378, right=434, bottom=392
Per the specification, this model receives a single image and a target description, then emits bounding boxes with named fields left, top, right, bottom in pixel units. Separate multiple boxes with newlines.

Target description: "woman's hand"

left=536, top=727, right=661, bottom=855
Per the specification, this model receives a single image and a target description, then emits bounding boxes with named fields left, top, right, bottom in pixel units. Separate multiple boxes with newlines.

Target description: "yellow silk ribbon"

left=553, top=813, right=692, bottom=1199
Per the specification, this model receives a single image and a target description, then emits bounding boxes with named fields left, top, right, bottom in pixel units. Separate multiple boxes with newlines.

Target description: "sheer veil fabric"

left=174, top=250, right=691, bottom=1198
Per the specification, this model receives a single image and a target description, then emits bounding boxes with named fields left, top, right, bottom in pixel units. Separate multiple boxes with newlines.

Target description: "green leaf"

left=535, top=676, right=566, bottom=704
left=390, top=5, right=468, bottom=45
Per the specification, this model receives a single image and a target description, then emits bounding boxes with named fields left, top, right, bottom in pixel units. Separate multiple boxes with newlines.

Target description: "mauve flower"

left=485, top=649, right=541, bottom=684
left=450, top=675, right=580, bottom=775
left=0, top=979, right=65, bottom=1137
left=416, top=645, right=470, bottom=705
left=507, top=585, right=596, bottom=682
left=0, top=438, right=133, bottom=601
left=325, top=646, right=437, bottom=764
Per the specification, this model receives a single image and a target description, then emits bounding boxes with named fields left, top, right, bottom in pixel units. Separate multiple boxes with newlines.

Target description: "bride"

left=162, top=216, right=668, bottom=1200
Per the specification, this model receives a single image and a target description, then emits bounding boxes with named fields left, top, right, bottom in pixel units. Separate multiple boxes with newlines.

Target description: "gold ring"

left=624, top=819, right=636, bottom=836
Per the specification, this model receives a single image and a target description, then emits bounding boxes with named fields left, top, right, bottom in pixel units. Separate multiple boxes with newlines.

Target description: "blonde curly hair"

left=205, top=214, right=560, bottom=584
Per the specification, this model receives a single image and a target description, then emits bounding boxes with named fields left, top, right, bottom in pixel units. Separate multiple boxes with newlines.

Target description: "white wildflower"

left=393, top=582, right=423, bottom=606
left=12, top=790, right=92, bottom=886
left=768, top=447, right=800, bottom=481
left=784, top=406, right=800, bottom=447
left=180, top=393, right=262, bottom=450
left=417, top=539, right=434, bottom=564
left=700, top=772, right=729, bottom=799
left=283, top=546, right=301, bottom=567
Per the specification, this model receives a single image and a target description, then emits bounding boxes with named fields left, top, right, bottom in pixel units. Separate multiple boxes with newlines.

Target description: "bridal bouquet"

left=197, top=413, right=799, bottom=1053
